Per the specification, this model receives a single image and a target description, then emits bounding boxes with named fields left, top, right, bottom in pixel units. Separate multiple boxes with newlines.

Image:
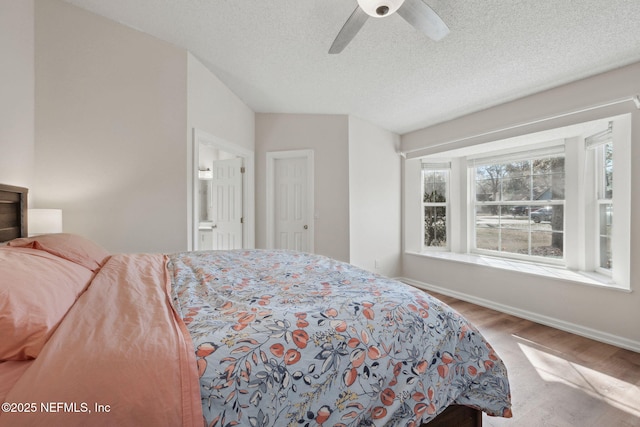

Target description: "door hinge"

left=240, top=217, right=244, bottom=224
left=240, top=167, right=246, bottom=174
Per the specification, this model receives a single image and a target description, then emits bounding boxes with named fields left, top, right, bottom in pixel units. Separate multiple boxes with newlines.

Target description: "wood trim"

left=0, top=184, right=28, bottom=241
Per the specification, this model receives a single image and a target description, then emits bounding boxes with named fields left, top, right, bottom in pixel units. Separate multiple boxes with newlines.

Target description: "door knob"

left=303, top=225, right=308, bottom=230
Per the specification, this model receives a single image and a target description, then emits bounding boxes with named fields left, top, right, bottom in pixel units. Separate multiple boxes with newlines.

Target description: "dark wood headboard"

left=0, top=184, right=28, bottom=242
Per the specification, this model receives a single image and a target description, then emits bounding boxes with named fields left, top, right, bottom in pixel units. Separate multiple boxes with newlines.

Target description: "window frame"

left=469, top=148, right=567, bottom=265
left=421, top=163, right=450, bottom=251
left=593, top=137, right=614, bottom=276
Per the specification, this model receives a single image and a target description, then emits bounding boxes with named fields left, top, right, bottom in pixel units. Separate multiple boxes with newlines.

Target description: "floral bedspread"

left=168, top=250, right=511, bottom=427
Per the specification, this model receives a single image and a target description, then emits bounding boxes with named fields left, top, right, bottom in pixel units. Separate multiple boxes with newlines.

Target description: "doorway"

left=192, top=129, right=254, bottom=250
left=266, top=150, right=314, bottom=252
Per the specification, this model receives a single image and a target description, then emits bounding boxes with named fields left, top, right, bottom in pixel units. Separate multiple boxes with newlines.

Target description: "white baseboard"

left=398, top=277, right=640, bottom=354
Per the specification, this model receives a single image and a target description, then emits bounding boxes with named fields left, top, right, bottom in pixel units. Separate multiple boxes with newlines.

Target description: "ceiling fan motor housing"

left=357, top=0, right=406, bottom=17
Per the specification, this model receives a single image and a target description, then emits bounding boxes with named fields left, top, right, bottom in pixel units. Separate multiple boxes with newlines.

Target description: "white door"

left=211, top=157, right=243, bottom=250
left=267, top=150, right=314, bottom=252
left=192, top=129, right=255, bottom=251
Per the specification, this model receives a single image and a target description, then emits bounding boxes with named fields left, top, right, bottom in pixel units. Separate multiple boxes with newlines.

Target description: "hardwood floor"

left=426, top=291, right=640, bottom=427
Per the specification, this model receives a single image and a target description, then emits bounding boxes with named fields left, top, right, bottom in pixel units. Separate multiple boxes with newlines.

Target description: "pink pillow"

left=0, top=247, right=94, bottom=361
left=8, top=233, right=110, bottom=272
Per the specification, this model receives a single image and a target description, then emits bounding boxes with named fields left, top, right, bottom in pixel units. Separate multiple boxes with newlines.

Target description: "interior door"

left=273, top=156, right=310, bottom=251
left=211, top=157, right=243, bottom=250
left=193, top=128, right=255, bottom=251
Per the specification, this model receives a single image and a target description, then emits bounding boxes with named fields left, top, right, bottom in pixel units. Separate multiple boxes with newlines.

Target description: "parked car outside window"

left=531, top=206, right=553, bottom=223
left=510, top=206, right=530, bottom=217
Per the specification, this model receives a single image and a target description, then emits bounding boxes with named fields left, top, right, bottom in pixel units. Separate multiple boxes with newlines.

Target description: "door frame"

left=266, top=149, right=314, bottom=252
left=191, top=128, right=255, bottom=250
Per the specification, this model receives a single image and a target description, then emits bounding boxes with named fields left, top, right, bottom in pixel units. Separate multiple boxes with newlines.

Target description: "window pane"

left=424, top=206, right=446, bottom=247
left=599, top=203, right=612, bottom=269
left=506, top=160, right=530, bottom=177
left=476, top=225, right=499, bottom=251
left=531, top=206, right=548, bottom=223
left=508, top=205, right=531, bottom=217
left=474, top=204, right=565, bottom=259
left=531, top=231, right=563, bottom=259
left=501, top=161, right=530, bottom=201
left=501, top=177, right=530, bottom=201
left=528, top=205, right=564, bottom=257
left=500, top=229, right=530, bottom=255
left=549, top=205, right=564, bottom=233
left=532, top=157, right=564, bottom=174
left=601, top=141, right=613, bottom=199
left=423, top=171, right=447, bottom=202
left=530, top=204, right=563, bottom=258
left=475, top=165, right=505, bottom=201
left=500, top=206, right=529, bottom=230
left=549, top=172, right=566, bottom=199
left=600, top=235, right=612, bottom=269
left=604, top=167, right=613, bottom=199
left=532, top=157, right=565, bottom=200
left=476, top=205, right=498, bottom=250
left=475, top=178, right=496, bottom=202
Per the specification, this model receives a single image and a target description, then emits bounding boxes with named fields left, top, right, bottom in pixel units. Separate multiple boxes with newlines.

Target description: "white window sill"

left=405, top=250, right=631, bottom=292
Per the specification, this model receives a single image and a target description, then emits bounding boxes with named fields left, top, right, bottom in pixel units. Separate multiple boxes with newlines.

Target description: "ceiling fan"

left=329, top=0, right=449, bottom=54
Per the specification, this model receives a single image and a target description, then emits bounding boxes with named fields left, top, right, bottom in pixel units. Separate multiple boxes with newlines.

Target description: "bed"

left=0, top=184, right=511, bottom=427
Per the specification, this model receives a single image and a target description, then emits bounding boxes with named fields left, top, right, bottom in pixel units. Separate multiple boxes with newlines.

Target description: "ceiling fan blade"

left=396, top=0, right=449, bottom=41
left=329, top=6, right=369, bottom=54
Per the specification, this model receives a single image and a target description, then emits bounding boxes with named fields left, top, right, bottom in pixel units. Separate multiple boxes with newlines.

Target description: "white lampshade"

left=357, top=0, right=405, bottom=17
left=28, top=209, right=63, bottom=236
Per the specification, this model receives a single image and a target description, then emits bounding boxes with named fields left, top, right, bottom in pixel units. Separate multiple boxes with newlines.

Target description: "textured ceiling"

left=62, top=0, right=640, bottom=134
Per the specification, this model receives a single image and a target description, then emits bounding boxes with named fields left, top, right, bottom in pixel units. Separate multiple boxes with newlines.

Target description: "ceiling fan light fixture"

left=357, top=0, right=405, bottom=17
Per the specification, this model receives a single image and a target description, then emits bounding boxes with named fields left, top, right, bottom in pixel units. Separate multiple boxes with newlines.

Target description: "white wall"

left=0, top=0, right=34, bottom=190
left=348, top=116, right=402, bottom=277
left=255, top=114, right=350, bottom=262
left=400, top=62, right=640, bottom=351
left=34, top=0, right=188, bottom=253
left=33, top=1, right=256, bottom=254
left=187, top=54, right=254, bottom=153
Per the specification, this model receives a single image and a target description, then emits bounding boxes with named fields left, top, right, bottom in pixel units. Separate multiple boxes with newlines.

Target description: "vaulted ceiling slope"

left=63, top=0, right=640, bottom=134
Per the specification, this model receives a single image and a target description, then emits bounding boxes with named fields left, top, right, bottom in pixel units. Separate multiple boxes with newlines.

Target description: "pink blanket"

left=0, top=254, right=202, bottom=426
left=0, top=361, right=33, bottom=403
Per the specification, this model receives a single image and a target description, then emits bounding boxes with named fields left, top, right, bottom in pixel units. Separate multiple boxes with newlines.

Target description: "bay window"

left=406, top=113, right=632, bottom=289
